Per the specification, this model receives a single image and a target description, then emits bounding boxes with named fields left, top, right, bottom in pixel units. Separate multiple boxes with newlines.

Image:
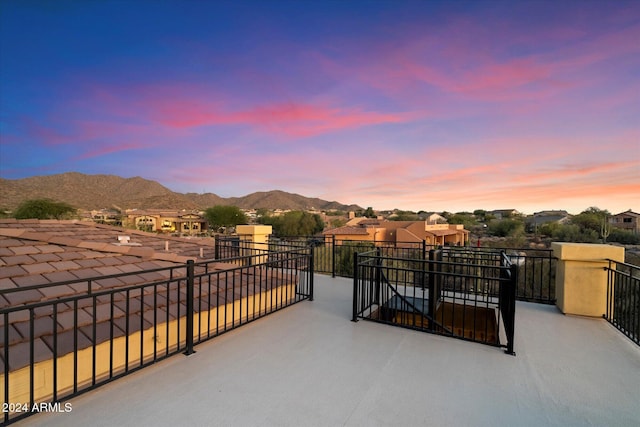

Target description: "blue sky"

left=1, top=0, right=638, bottom=214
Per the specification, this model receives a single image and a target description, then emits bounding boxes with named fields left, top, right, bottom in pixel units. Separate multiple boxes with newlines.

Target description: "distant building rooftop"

left=20, top=275, right=640, bottom=427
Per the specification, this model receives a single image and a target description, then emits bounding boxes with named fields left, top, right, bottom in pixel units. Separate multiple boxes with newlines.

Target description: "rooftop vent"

left=115, top=235, right=142, bottom=246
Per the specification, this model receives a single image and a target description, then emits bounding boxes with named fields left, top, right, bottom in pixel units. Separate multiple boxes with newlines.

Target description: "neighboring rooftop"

left=18, top=274, right=640, bottom=426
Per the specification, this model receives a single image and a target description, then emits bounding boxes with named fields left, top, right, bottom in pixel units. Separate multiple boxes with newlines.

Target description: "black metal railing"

left=0, top=248, right=312, bottom=425
left=604, top=260, right=640, bottom=346
left=352, top=248, right=517, bottom=355
left=276, top=235, right=553, bottom=304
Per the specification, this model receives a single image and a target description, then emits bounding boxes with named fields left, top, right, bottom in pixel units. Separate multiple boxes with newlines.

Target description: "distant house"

left=489, top=209, right=520, bottom=220
left=124, top=209, right=207, bottom=234
left=422, top=212, right=447, bottom=224
left=323, top=220, right=469, bottom=246
left=90, top=209, right=122, bottom=226
left=526, top=210, right=570, bottom=231
left=609, top=210, right=640, bottom=234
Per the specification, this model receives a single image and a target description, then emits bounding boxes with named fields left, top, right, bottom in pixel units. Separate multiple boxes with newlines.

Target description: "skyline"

left=1, top=1, right=638, bottom=215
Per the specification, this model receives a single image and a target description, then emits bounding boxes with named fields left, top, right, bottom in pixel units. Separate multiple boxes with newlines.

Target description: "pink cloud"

left=154, top=100, right=416, bottom=137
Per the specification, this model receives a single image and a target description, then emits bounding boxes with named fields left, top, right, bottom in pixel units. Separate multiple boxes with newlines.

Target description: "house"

left=422, top=212, right=447, bottom=224
left=489, top=209, right=520, bottom=219
left=123, top=209, right=207, bottom=234
left=526, top=210, right=570, bottom=231
left=609, top=210, right=640, bottom=234
left=323, top=220, right=469, bottom=246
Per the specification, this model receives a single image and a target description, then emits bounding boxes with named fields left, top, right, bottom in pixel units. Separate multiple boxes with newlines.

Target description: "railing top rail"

left=605, top=259, right=640, bottom=269
left=1, top=246, right=311, bottom=298
left=356, top=252, right=509, bottom=270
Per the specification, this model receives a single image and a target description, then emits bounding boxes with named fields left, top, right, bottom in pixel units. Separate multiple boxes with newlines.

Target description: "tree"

left=204, top=205, right=247, bottom=232
left=570, top=207, right=610, bottom=234
left=363, top=207, right=376, bottom=218
left=488, top=219, right=524, bottom=237
left=13, top=199, right=76, bottom=220
left=260, top=211, right=324, bottom=237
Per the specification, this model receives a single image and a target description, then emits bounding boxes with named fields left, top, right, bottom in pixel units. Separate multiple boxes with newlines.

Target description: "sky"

left=1, top=0, right=639, bottom=215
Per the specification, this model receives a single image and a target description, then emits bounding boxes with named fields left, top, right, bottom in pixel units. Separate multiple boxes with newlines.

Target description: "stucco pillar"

left=552, top=242, right=625, bottom=317
left=236, top=225, right=272, bottom=261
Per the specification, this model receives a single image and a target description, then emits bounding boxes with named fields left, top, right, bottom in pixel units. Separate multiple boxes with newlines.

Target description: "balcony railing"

left=352, top=248, right=517, bottom=355
left=259, top=236, right=555, bottom=304
left=0, top=248, right=313, bottom=425
left=604, top=259, right=640, bottom=346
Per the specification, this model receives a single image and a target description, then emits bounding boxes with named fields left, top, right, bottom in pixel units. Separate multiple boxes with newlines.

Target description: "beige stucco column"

left=236, top=225, right=272, bottom=255
left=552, top=242, right=625, bottom=317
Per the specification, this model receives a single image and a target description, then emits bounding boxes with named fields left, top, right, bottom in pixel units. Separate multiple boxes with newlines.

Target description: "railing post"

left=428, top=249, right=441, bottom=329
left=332, top=235, right=336, bottom=278
left=184, top=260, right=196, bottom=355
left=422, top=240, right=427, bottom=261
left=309, top=245, right=314, bottom=301
left=352, top=251, right=359, bottom=322
left=214, top=236, right=220, bottom=260
left=505, top=263, right=518, bottom=356
left=374, top=247, right=381, bottom=305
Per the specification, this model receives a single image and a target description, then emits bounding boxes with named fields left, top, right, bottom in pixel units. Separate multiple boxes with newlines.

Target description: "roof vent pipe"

left=165, top=241, right=169, bottom=251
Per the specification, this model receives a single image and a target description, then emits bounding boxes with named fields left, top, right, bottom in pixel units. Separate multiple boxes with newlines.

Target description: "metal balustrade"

left=352, top=248, right=517, bottom=355
left=258, top=236, right=554, bottom=304
left=0, top=248, right=313, bottom=425
left=604, top=259, right=640, bottom=346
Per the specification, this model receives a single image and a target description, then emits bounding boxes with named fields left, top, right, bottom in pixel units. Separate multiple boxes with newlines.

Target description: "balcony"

left=17, top=274, right=640, bottom=426
left=1, top=222, right=639, bottom=425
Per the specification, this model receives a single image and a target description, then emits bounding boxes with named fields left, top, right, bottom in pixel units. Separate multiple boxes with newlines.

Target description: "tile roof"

left=0, top=219, right=285, bottom=372
left=322, top=226, right=370, bottom=235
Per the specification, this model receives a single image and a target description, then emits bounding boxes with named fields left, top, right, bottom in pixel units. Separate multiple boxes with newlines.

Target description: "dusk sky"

left=1, top=0, right=638, bottom=214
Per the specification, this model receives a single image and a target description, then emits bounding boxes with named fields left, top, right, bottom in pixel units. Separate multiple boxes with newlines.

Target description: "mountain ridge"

left=0, top=173, right=362, bottom=212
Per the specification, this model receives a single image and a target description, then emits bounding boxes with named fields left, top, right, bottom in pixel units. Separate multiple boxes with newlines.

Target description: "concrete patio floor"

left=18, top=275, right=640, bottom=426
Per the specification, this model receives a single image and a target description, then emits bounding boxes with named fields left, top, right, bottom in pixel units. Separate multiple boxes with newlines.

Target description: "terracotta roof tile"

left=0, top=266, right=28, bottom=279
left=38, top=285, right=77, bottom=300
left=57, top=251, right=84, bottom=261
left=23, top=262, right=56, bottom=275
left=37, top=244, right=65, bottom=254
left=0, top=238, right=25, bottom=248
left=56, top=308, right=94, bottom=330
left=79, top=321, right=126, bottom=346
left=13, top=316, right=56, bottom=341
left=0, top=325, right=24, bottom=346
left=75, top=258, right=106, bottom=268
left=0, top=277, right=17, bottom=291
left=49, top=260, right=82, bottom=271
left=41, top=329, right=92, bottom=360
left=114, top=263, right=143, bottom=274
left=2, top=338, right=52, bottom=371
left=70, top=268, right=101, bottom=280
left=94, top=277, right=126, bottom=289
left=99, top=256, right=124, bottom=266
left=31, top=252, right=62, bottom=263
left=43, top=270, right=78, bottom=283
left=0, top=248, right=14, bottom=256
left=94, top=266, right=125, bottom=277
left=2, top=289, right=44, bottom=307
left=12, top=274, right=49, bottom=287
left=3, top=254, right=35, bottom=266
left=48, top=236, right=83, bottom=246
left=9, top=245, right=40, bottom=255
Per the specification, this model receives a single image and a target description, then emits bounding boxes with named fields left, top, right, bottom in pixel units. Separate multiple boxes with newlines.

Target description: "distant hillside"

left=0, top=173, right=361, bottom=212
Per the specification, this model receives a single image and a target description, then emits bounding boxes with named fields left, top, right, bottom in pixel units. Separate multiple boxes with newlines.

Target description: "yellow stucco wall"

left=552, top=243, right=625, bottom=317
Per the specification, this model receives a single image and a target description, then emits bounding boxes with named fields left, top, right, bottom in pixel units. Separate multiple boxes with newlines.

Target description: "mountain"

left=0, top=173, right=361, bottom=212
